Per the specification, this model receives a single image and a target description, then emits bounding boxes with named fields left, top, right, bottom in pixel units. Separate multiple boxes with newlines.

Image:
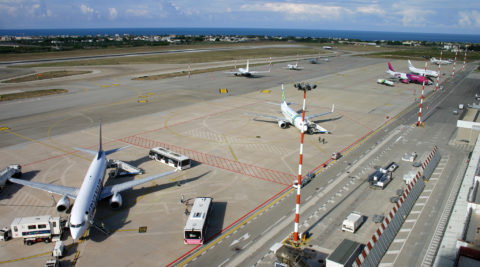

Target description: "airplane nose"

left=70, top=228, right=81, bottom=240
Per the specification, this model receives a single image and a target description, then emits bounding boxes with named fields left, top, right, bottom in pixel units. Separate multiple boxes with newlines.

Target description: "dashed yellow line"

left=0, top=126, right=10, bottom=131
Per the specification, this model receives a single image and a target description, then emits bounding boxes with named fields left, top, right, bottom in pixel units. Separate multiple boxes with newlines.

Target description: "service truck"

left=342, top=212, right=364, bottom=233
left=11, top=216, right=63, bottom=245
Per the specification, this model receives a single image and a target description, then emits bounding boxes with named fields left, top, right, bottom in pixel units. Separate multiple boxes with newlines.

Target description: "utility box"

left=326, top=239, right=364, bottom=267
left=342, top=212, right=364, bottom=233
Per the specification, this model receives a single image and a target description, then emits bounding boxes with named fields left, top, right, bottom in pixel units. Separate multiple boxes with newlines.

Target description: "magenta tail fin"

left=388, top=62, right=394, bottom=71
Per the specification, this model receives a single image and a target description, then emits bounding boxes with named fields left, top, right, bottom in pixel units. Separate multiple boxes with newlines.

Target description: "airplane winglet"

left=331, top=104, right=335, bottom=113
left=281, top=84, right=286, bottom=103
left=99, top=121, right=103, bottom=153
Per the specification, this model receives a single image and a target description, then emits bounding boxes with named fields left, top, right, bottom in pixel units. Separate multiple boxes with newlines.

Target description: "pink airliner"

left=387, top=62, right=432, bottom=85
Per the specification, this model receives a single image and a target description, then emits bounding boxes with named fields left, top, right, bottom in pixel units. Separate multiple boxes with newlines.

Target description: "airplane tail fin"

left=281, top=84, right=286, bottom=103
left=246, top=60, right=249, bottom=73
left=388, top=62, right=395, bottom=71
left=408, top=60, right=413, bottom=68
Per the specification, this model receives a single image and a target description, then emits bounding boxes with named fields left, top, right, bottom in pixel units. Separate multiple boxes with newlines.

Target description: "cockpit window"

left=70, top=221, right=85, bottom=228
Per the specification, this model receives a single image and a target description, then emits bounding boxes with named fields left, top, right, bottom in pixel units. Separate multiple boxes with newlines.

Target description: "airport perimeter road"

left=173, top=65, right=479, bottom=267
left=0, top=55, right=383, bottom=148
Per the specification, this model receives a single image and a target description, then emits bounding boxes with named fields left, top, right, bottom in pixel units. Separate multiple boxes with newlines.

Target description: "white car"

left=402, top=152, right=417, bottom=162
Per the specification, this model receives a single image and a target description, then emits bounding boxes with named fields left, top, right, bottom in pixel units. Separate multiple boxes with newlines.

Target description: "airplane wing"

left=305, top=104, right=335, bottom=120
left=249, top=70, right=270, bottom=74
left=8, top=178, right=79, bottom=199
left=99, top=169, right=178, bottom=199
left=224, top=71, right=240, bottom=74
left=244, top=112, right=286, bottom=122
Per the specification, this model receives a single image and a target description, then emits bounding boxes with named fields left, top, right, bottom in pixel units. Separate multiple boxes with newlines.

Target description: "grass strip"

left=2, top=71, right=91, bottom=83
left=0, top=89, right=68, bottom=101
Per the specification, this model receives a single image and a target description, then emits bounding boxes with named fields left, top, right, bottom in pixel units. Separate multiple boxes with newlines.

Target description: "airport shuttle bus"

left=184, top=197, right=213, bottom=244
left=148, top=147, right=191, bottom=170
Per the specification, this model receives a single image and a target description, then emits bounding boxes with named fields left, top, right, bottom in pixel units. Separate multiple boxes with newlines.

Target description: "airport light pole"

left=462, top=45, right=468, bottom=72
left=291, top=82, right=316, bottom=243
left=452, top=50, right=458, bottom=78
left=435, top=50, right=443, bottom=91
left=417, top=58, right=428, bottom=127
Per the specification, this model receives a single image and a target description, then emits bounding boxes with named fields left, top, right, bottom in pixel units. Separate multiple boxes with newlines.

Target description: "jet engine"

left=278, top=120, right=288, bottom=129
left=56, top=196, right=70, bottom=212
left=109, top=192, right=123, bottom=209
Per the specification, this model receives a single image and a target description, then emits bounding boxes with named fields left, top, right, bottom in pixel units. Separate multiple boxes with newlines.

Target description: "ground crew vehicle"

left=11, top=216, right=63, bottom=245
left=0, top=226, right=12, bottom=241
left=52, top=240, right=66, bottom=258
left=342, top=212, right=364, bottom=233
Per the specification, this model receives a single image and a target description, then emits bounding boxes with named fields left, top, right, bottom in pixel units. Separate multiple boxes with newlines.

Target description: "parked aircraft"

left=408, top=60, right=439, bottom=78
left=387, top=62, right=432, bottom=85
left=245, top=84, right=334, bottom=134
left=8, top=123, right=178, bottom=240
left=285, top=61, right=303, bottom=70
left=225, top=60, right=270, bottom=77
left=430, top=57, right=452, bottom=65
left=377, top=79, right=394, bottom=86
left=309, top=58, right=329, bottom=64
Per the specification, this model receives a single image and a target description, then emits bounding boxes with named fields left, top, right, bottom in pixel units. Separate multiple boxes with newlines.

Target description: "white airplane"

left=285, top=61, right=303, bottom=70
left=430, top=57, right=452, bottom=65
left=8, top=123, right=178, bottom=240
left=408, top=60, right=439, bottom=78
left=225, top=60, right=271, bottom=77
left=246, top=84, right=334, bottom=134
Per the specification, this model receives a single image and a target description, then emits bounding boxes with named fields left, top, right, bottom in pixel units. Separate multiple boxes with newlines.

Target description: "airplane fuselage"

left=281, top=101, right=308, bottom=132
left=69, top=151, right=107, bottom=240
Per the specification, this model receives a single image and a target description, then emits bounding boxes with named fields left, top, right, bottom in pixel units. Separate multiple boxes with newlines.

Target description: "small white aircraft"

left=430, top=57, right=452, bottom=65
left=8, top=123, right=178, bottom=240
left=245, top=84, right=334, bottom=134
left=225, top=60, right=271, bottom=77
left=408, top=60, right=439, bottom=78
left=285, top=61, right=303, bottom=70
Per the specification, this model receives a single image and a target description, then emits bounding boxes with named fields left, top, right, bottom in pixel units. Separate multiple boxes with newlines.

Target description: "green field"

left=2, top=70, right=91, bottom=83
left=15, top=47, right=322, bottom=68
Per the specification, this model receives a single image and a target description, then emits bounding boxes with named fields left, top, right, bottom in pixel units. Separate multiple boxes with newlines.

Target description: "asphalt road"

left=173, top=64, right=479, bottom=266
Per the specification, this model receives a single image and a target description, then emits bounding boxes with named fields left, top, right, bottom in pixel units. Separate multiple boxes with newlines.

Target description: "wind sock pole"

left=452, top=50, right=458, bottom=78
left=435, top=51, right=443, bottom=91
left=417, top=58, right=428, bottom=127
left=292, top=82, right=316, bottom=243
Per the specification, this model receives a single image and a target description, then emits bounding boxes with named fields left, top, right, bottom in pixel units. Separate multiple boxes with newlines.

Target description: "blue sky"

left=0, top=0, right=479, bottom=34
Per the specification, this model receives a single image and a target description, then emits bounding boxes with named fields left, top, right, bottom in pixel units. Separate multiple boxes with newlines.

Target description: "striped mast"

left=293, top=83, right=307, bottom=242
left=417, top=58, right=428, bottom=126
left=452, top=50, right=458, bottom=78
left=435, top=50, right=443, bottom=91
left=462, top=46, right=468, bottom=71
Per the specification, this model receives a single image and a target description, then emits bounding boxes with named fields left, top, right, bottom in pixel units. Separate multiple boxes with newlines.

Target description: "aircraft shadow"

left=0, top=170, right=42, bottom=202
left=88, top=171, right=210, bottom=242
left=312, top=115, right=343, bottom=124
left=204, top=201, right=227, bottom=243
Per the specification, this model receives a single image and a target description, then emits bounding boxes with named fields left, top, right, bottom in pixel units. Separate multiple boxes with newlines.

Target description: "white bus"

left=184, top=197, right=213, bottom=245
left=148, top=147, right=191, bottom=170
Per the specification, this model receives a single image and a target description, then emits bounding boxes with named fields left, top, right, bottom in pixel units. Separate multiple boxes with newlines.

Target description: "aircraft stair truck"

left=11, top=215, right=63, bottom=245
left=342, top=212, right=364, bottom=233
left=0, top=164, right=21, bottom=189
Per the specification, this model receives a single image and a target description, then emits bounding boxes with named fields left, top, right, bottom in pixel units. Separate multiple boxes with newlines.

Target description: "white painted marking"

left=218, top=258, right=230, bottom=267
left=411, top=210, right=421, bottom=214
left=230, top=233, right=250, bottom=247
left=261, top=215, right=286, bottom=235
left=393, top=238, right=406, bottom=243
left=415, top=203, right=426, bottom=206
left=419, top=196, right=428, bottom=199
left=386, top=250, right=400, bottom=254
left=405, top=219, right=416, bottom=223
left=399, top=228, right=411, bottom=232
left=241, top=240, right=253, bottom=250
left=424, top=189, right=433, bottom=192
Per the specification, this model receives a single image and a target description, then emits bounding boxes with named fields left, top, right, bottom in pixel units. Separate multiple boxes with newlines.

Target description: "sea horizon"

left=1, top=27, right=479, bottom=43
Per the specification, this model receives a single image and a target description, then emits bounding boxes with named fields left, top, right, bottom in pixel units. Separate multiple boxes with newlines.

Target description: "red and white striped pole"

left=462, top=46, right=468, bottom=71
left=435, top=51, right=443, bottom=91
left=417, top=58, right=428, bottom=126
left=293, top=84, right=306, bottom=243
left=452, top=50, right=458, bottom=78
